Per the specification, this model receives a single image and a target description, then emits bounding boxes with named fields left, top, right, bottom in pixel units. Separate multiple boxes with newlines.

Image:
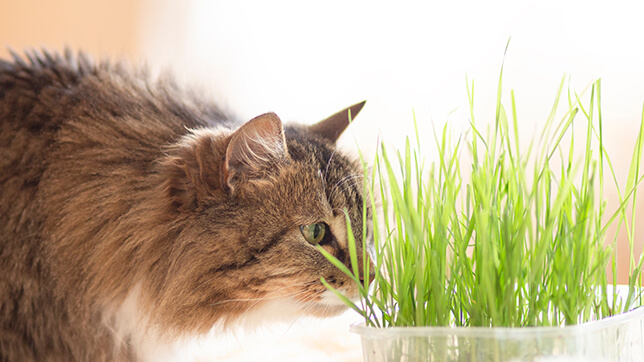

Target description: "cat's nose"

left=359, top=264, right=376, bottom=285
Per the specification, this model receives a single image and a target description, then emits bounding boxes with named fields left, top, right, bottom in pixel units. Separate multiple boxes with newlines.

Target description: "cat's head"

left=155, top=102, right=373, bottom=333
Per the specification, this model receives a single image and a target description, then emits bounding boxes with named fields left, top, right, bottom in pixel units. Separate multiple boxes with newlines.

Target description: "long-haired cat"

left=0, top=50, right=372, bottom=361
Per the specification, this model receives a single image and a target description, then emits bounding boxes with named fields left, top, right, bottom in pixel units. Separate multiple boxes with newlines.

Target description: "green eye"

left=300, top=223, right=326, bottom=244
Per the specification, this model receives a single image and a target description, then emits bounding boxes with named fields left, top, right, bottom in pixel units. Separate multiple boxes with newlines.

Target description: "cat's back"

left=0, top=51, right=235, bottom=361
left=0, top=50, right=240, bottom=249
left=1, top=50, right=230, bottom=157
left=0, top=52, right=76, bottom=186
left=0, top=51, right=92, bottom=253
left=0, top=51, right=233, bottom=214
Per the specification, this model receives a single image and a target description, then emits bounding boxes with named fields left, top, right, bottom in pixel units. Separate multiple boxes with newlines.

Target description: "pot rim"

left=350, top=306, right=644, bottom=339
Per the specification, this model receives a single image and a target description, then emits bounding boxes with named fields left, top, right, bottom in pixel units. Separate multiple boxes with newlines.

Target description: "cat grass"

left=320, top=66, right=644, bottom=328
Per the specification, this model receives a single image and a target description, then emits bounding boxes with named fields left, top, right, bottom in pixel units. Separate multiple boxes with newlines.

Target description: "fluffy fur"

left=0, top=50, right=371, bottom=361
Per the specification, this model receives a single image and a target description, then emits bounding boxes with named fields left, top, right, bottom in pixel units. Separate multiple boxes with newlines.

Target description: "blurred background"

left=3, top=0, right=644, bottom=360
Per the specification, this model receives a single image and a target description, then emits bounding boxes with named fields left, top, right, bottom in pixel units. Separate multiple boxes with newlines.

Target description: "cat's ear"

left=161, top=130, right=223, bottom=211
left=309, top=101, right=366, bottom=142
left=222, top=112, right=289, bottom=193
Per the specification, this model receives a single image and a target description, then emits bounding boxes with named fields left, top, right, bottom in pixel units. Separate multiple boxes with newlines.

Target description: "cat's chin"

left=221, top=290, right=352, bottom=331
left=306, top=289, right=353, bottom=317
left=303, top=303, right=348, bottom=318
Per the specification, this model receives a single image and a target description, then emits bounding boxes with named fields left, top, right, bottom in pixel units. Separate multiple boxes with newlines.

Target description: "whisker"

left=275, top=292, right=327, bottom=341
left=333, top=174, right=364, bottom=192
left=238, top=287, right=316, bottom=316
left=324, top=149, right=338, bottom=181
left=329, top=174, right=364, bottom=204
left=209, top=281, right=317, bottom=307
left=212, top=289, right=309, bottom=309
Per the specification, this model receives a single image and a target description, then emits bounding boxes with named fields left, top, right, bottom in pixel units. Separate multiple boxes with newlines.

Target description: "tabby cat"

left=0, top=50, right=372, bottom=361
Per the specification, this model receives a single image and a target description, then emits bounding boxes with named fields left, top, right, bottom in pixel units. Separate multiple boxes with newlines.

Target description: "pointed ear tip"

left=351, top=100, right=367, bottom=113
left=345, top=100, right=366, bottom=122
left=247, top=112, right=283, bottom=128
left=266, top=112, right=283, bottom=125
left=259, top=112, right=282, bottom=121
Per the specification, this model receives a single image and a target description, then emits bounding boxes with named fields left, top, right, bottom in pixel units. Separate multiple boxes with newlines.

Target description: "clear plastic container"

left=351, top=307, right=644, bottom=361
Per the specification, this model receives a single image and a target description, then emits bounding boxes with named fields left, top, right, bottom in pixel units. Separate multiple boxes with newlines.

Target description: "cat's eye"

left=300, top=223, right=326, bottom=245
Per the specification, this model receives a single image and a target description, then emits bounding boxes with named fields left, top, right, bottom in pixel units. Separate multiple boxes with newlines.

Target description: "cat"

left=0, top=50, right=373, bottom=361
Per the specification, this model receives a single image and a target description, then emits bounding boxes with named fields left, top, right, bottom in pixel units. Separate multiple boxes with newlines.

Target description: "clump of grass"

left=321, top=67, right=644, bottom=328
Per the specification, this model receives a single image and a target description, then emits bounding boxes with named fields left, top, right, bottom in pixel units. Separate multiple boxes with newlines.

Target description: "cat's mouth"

left=291, top=283, right=357, bottom=317
left=244, top=279, right=359, bottom=320
left=315, top=290, right=353, bottom=314
left=298, top=293, right=349, bottom=317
